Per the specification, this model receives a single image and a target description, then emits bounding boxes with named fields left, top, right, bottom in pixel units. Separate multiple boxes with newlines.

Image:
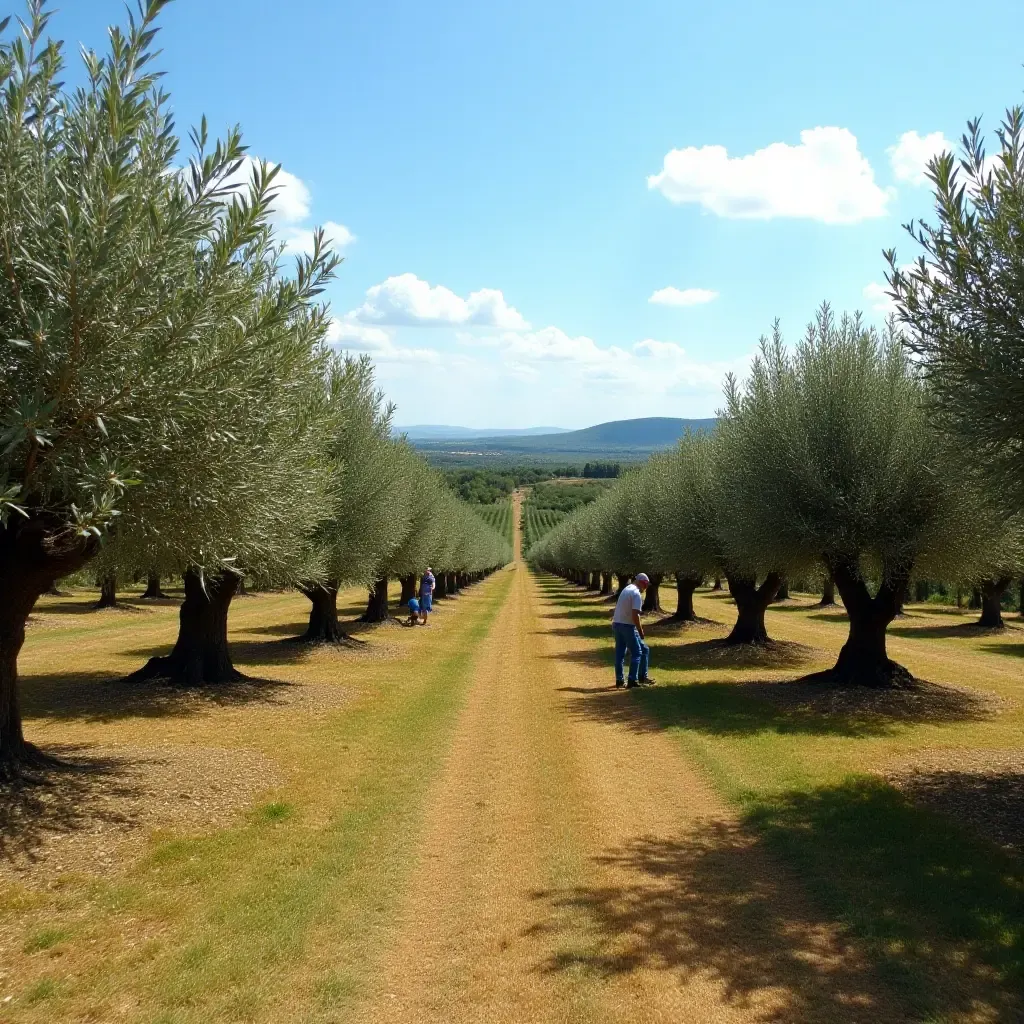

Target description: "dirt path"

left=355, top=504, right=903, bottom=1023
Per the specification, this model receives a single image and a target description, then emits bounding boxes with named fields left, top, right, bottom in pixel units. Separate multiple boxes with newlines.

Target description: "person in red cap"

left=611, top=573, right=655, bottom=688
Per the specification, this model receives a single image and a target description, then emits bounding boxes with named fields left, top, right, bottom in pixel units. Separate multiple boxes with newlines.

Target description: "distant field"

left=475, top=498, right=514, bottom=545
left=521, top=478, right=613, bottom=552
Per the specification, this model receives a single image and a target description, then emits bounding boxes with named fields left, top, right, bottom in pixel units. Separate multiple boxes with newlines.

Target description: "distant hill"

left=396, top=424, right=572, bottom=440
left=412, top=416, right=717, bottom=461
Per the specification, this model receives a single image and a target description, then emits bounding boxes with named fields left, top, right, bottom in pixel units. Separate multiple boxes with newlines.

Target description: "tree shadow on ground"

left=644, top=615, right=720, bottom=633
left=766, top=602, right=836, bottom=614
left=889, top=621, right=1021, bottom=640
left=980, top=641, right=1024, bottom=659
left=544, top=637, right=819, bottom=676
left=748, top=778, right=1024, bottom=1015
left=528, top=781, right=1022, bottom=1022
left=558, top=679, right=893, bottom=738
left=886, top=768, right=1024, bottom=856
left=556, top=671, right=1003, bottom=740
left=803, top=610, right=851, bottom=624
left=246, top=620, right=313, bottom=638
left=20, top=671, right=297, bottom=724
left=30, top=599, right=154, bottom=617
left=528, top=821, right=904, bottom=1023
left=0, top=746, right=144, bottom=868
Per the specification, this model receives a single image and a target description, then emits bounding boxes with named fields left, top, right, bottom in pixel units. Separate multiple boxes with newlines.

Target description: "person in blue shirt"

left=406, top=596, right=421, bottom=626
left=611, top=573, right=655, bottom=688
left=418, top=568, right=435, bottom=624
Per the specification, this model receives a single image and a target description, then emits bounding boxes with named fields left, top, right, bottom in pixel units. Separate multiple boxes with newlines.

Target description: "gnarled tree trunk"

left=773, top=578, right=789, bottom=602
left=819, top=576, right=836, bottom=606
left=724, top=571, right=781, bottom=645
left=672, top=574, right=701, bottom=622
left=641, top=573, right=663, bottom=614
left=829, top=560, right=911, bottom=687
left=434, top=572, right=449, bottom=599
left=96, top=574, right=117, bottom=609
left=614, top=574, right=631, bottom=598
left=979, top=577, right=1011, bottom=629
left=1, top=517, right=97, bottom=771
left=600, top=572, right=613, bottom=596
left=447, top=572, right=459, bottom=595
left=399, top=574, right=417, bottom=607
left=588, top=571, right=600, bottom=591
left=297, top=581, right=346, bottom=643
left=130, top=569, right=242, bottom=683
left=141, top=572, right=169, bottom=599
left=711, top=577, right=722, bottom=591
left=362, top=576, right=390, bottom=623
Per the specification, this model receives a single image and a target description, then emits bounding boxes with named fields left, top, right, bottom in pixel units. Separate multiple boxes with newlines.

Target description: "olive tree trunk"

left=724, top=571, right=781, bottom=645
left=829, top=561, right=912, bottom=687
left=773, top=578, right=789, bottom=602
left=0, top=517, right=97, bottom=771
left=979, top=577, right=1012, bottom=629
left=130, top=569, right=242, bottom=684
left=711, top=577, right=722, bottom=591
left=672, top=574, right=701, bottom=622
left=96, top=574, right=117, bottom=609
left=641, top=573, right=663, bottom=614
left=819, top=576, right=836, bottom=606
left=434, top=572, right=449, bottom=599
left=399, top=574, right=417, bottom=607
left=362, top=576, right=390, bottom=623
left=297, top=581, right=346, bottom=643
left=600, top=572, right=613, bottom=596
left=141, top=572, right=169, bottom=599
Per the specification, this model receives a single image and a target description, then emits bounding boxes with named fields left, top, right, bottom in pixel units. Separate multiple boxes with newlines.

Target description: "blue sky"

left=50, top=0, right=1024, bottom=427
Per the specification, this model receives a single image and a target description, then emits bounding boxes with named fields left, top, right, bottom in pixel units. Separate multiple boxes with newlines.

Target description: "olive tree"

left=0, top=1, right=337, bottom=764
left=296, top=353, right=407, bottom=641
left=718, top=307, right=984, bottom=686
left=887, top=108, right=1024, bottom=508
left=629, top=443, right=711, bottom=622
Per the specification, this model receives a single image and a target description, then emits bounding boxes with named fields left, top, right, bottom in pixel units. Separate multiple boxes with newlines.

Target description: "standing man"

left=612, top=573, right=655, bottom=688
left=418, top=567, right=435, bottom=625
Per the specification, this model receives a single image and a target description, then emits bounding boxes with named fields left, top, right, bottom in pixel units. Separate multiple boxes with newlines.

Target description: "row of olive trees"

left=0, top=2, right=509, bottom=770
left=530, top=311, right=1023, bottom=687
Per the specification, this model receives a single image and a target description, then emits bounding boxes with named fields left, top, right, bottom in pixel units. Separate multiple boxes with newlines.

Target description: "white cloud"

left=459, top=320, right=749, bottom=393
left=349, top=273, right=528, bottom=329
left=279, top=220, right=356, bottom=257
left=223, top=157, right=311, bottom=223
left=649, top=286, right=719, bottom=307
left=888, top=130, right=951, bottom=186
left=222, top=157, right=354, bottom=258
left=326, top=317, right=440, bottom=363
left=648, top=127, right=890, bottom=224
left=862, top=281, right=894, bottom=314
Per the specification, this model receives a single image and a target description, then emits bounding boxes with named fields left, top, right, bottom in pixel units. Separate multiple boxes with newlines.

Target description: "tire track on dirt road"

left=355, top=496, right=907, bottom=1023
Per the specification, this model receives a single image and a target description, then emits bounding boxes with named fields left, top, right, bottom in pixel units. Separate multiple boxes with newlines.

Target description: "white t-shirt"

left=612, top=583, right=643, bottom=625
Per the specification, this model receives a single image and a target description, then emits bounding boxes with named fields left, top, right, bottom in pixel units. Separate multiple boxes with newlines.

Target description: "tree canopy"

left=887, top=108, right=1024, bottom=509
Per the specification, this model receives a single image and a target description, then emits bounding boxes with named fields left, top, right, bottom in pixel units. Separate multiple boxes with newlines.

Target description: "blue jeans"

left=613, top=623, right=649, bottom=683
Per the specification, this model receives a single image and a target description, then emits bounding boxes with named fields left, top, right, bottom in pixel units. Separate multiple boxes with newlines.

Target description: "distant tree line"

left=445, top=463, right=619, bottom=504
left=581, top=461, right=621, bottom=478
